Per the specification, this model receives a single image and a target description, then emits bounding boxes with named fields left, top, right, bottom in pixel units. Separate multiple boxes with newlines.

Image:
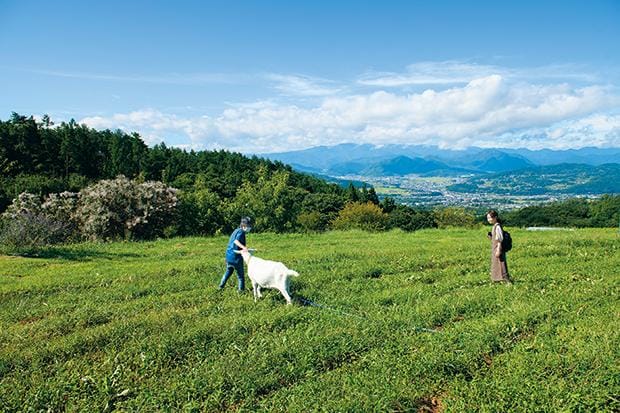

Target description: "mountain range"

left=259, top=144, right=620, bottom=177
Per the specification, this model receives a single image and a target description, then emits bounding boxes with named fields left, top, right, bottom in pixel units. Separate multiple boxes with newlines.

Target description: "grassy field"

left=1, top=228, right=618, bottom=412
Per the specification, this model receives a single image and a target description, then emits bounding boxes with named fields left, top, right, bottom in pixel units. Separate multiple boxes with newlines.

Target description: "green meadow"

left=1, top=228, right=618, bottom=412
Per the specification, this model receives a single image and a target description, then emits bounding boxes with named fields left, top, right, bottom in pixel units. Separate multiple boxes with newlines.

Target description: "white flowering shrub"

left=75, top=176, right=178, bottom=240
left=42, top=191, right=80, bottom=225
left=2, top=192, right=43, bottom=219
left=0, top=192, right=79, bottom=249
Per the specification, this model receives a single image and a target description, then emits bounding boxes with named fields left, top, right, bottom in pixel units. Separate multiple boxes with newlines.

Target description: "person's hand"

left=495, top=249, right=501, bottom=258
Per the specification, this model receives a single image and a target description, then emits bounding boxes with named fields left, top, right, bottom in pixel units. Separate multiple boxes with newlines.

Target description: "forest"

left=0, top=113, right=618, bottom=249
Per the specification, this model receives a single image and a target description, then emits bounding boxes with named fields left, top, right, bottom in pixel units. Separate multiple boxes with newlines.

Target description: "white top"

left=493, top=223, right=504, bottom=242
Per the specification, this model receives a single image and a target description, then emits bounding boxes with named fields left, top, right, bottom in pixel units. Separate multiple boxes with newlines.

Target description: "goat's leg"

left=279, top=287, right=292, bottom=305
left=252, top=281, right=258, bottom=302
left=256, top=286, right=262, bottom=299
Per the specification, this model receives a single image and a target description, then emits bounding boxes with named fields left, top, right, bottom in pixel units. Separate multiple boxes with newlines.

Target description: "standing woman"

left=486, top=210, right=511, bottom=283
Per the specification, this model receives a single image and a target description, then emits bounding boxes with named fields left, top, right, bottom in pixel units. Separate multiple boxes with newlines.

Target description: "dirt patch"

left=483, top=353, right=493, bottom=367
left=417, top=395, right=443, bottom=413
left=18, top=316, right=43, bottom=325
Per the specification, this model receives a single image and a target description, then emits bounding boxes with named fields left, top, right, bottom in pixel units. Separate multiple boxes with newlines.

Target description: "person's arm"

left=495, top=225, right=503, bottom=257
left=234, top=229, right=248, bottom=251
left=234, top=239, right=247, bottom=250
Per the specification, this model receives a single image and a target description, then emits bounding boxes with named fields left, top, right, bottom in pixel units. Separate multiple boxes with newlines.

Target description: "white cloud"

left=357, top=61, right=600, bottom=87
left=80, top=109, right=213, bottom=147
left=500, top=113, right=620, bottom=150
left=78, top=65, right=620, bottom=153
left=266, top=74, right=342, bottom=96
left=358, top=61, right=504, bottom=86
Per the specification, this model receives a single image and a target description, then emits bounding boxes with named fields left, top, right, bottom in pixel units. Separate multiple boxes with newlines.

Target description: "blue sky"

left=1, top=0, right=619, bottom=152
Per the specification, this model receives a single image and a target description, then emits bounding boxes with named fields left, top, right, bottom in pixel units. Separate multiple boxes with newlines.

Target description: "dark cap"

left=240, top=216, right=252, bottom=226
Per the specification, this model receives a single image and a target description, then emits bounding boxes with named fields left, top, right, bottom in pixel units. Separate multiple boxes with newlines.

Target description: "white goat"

left=236, top=249, right=299, bottom=305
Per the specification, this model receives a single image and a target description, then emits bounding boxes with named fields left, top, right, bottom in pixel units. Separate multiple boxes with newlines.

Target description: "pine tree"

left=347, top=182, right=359, bottom=202
left=367, top=187, right=380, bottom=205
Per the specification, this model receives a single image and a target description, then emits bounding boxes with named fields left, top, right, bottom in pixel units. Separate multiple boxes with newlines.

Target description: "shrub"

left=0, top=212, right=73, bottom=251
left=176, top=189, right=224, bottom=236
left=75, top=176, right=178, bottom=240
left=41, top=191, right=79, bottom=226
left=2, top=192, right=43, bottom=218
left=331, top=202, right=389, bottom=231
left=0, top=192, right=78, bottom=250
left=433, top=207, right=477, bottom=228
left=297, top=211, right=325, bottom=232
left=388, top=205, right=436, bottom=231
left=300, top=193, right=344, bottom=231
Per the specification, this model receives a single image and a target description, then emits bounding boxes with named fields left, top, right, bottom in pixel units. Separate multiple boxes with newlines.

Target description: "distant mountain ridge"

left=361, top=156, right=451, bottom=176
left=258, top=143, right=618, bottom=176
left=448, top=163, right=620, bottom=195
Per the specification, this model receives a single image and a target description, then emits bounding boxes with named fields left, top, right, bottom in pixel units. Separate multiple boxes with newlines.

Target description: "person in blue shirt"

left=218, top=217, right=252, bottom=292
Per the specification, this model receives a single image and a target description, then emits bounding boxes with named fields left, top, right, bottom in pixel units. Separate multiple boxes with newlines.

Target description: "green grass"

left=1, top=228, right=619, bottom=412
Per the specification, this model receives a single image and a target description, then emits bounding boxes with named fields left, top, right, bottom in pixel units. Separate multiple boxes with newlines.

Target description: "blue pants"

left=219, top=261, right=245, bottom=291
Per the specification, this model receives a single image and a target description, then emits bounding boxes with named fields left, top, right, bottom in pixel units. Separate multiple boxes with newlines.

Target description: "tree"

left=228, top=168, right=306, bottom=232
left=433, top=207, right=477, bottom=228
left=299, top=192, right=345, bottom=231
left=332, top=202, right=389, bottom=231
left=360, top=184, right=369, bottom=203
left=388, top=205, right=436, bottom=231
left=367, top=187, right=380, bottom=205
left=590, top=195, right=620, bottom=227
left=380, top=196, right=396, bottom=213
left=176, top=188, right=224, bottom=235
left=104, top=130, right=147, bottom=178
left=346, top=182, right=359, bottom=202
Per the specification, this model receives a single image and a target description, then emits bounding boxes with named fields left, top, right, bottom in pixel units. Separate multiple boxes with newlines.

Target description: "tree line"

left=1, top=113, right=618, bottom=249
left=0, top=113, right=342, bottom=210
left=502, top=196, right=620, bottom=228
left=0, top=113, right=423, bottom=241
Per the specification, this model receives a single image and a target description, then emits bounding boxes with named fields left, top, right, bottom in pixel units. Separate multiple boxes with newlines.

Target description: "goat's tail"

left=286, top=269, right=300, bottom=277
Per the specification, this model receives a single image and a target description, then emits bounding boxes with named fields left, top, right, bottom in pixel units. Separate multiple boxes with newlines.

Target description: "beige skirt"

left=490, top=242, right=510, bottom=282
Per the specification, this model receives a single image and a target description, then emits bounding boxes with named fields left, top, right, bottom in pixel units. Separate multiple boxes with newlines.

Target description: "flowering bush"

left=0, top=192, right=79, bottom=250
left=42, top=191, right=79, bottom=226
left=2, top=192, right=43, bottom=218
left=75, top=176, right=178, bottom=240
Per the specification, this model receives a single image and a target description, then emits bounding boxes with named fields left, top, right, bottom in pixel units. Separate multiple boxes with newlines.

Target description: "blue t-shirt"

left=225, top=228, right=246, bottom=264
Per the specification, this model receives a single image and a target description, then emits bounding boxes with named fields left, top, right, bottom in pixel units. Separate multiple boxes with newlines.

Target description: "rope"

left=296, top=297, right=439, bottom=333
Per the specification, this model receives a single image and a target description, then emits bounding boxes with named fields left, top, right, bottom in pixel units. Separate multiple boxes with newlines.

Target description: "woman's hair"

left=486, top=209, right=503, bottom=224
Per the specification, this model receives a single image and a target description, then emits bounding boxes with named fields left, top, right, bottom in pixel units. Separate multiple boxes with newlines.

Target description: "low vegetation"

left=1, top=228, right=618, bottom=411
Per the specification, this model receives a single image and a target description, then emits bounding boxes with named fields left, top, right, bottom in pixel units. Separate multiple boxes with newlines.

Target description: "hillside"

left=461, top=149, right=534, bottom=173
left=1, top=229, right=618, bottom=411
left=0, top=114, right=346, bottom=220
left=448, top=163, right=620, bottom=195
left=359, top=155, right=451, bottom=176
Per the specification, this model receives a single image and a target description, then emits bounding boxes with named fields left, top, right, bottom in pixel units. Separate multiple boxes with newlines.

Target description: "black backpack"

left=501, top=229, right=513, bottom=252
